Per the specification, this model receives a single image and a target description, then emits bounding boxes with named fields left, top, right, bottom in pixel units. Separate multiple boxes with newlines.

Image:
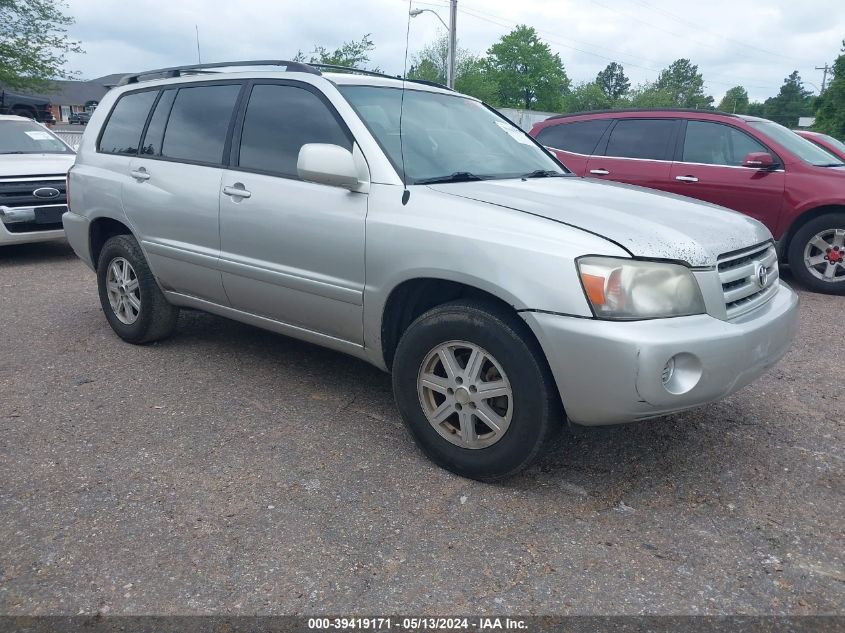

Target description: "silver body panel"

left=64, top=70, right=799, bottom=425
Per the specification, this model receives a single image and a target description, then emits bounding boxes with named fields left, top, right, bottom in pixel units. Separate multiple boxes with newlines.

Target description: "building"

left=34, top=74, right=126, bottom=123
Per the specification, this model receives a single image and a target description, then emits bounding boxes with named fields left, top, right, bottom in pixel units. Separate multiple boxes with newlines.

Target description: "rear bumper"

left=61, top=211, right=94, bottom=269
left=523, top=282, right=800, bottom=425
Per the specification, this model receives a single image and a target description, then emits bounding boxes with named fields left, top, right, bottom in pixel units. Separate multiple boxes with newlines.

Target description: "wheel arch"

left=89, top=216, right=134, bottom=268
left=779, top=204, right=845, bottom=259
left=378, top=276, right=537, bottom=372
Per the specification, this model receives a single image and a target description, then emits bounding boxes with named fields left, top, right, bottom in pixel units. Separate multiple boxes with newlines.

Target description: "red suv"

left=531, top=109, right=845, bottom=294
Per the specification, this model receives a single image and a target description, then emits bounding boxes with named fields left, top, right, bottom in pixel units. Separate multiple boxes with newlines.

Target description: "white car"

left=0, top=115, right=75, bottom=246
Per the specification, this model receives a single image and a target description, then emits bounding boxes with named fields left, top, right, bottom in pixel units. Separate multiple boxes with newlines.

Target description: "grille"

left=0, top=178, right=67, bottom=208
left=718, top=242, right=779, bottom=319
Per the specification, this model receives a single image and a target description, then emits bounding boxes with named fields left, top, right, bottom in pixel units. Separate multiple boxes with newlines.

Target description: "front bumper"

left=523, top=281, right=800, bottom=425
left=0, top=205, right=66, bottom=246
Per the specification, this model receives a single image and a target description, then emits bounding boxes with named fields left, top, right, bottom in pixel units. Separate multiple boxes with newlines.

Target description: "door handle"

left=130, top=168, right=150, bottom=181
left=223, top=184, right=251, bottom=199
left=675, top=175, right=699, bottom=183
left=589, top=169, right=610, bottom=175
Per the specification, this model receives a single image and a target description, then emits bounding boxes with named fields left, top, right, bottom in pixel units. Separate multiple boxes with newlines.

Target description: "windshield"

left=0, top=120, right=72, bottom=155
left=339, top=85, right=565, bottom=183
left=816, top=133, right=845, bottom=156
left=748, top=119, right=842, bottom=166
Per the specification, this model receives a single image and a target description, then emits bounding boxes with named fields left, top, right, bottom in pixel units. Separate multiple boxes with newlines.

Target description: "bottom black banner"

left=0, top=616, right=841, bottom=633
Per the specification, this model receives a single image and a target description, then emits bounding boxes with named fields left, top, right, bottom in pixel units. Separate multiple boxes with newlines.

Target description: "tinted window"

left=604, top=119, right=675, bottom=160
left=161, top=84, right=241, bottom=164
left=535, top=120, right=611, bottom=155
left=238, top=84, right=351, bottom=177
left=99, top=90, right=157, bottom=154
left=140, top=89, right=176, bottom=156
left=682, top=121, right=767, bottom=166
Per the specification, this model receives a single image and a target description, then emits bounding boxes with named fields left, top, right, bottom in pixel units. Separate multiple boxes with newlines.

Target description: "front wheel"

left=96, top=234, right=179, bottom=343
left=392, top=299, right=562, bottom=481
left=787, top=213, right=845, bottom=294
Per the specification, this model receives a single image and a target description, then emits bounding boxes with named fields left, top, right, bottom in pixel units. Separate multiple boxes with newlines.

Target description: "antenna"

left=195, top=25, right=202, bottom=64
left=400, top=0, right=412, bottom=205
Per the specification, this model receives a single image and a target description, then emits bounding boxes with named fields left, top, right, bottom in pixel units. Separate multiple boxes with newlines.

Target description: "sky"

left=63, top=0, right=845, bottom=104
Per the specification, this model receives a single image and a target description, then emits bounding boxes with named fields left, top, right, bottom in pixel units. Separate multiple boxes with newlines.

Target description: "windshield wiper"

left=819, top=162, right=845, bottom=167
left=0, top=151, right=27, bottom=155
left=415, top=171, right=489, bottom=185
left=520, top=169, right=565, bottom=179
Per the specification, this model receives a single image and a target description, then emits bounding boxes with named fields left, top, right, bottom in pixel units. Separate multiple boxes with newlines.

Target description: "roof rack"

left=117, top=60, right=320, bottom=86
left=116, top=59, right=455, bottom=92
left=309, top=63, right=452, bottom=91
left=545, top=107, right=740, bottom=121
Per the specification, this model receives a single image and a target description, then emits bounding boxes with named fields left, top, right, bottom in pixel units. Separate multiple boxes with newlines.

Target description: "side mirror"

left=742, top=152, right=775, bottom=169
left=297, top=143, right=360, bottom=189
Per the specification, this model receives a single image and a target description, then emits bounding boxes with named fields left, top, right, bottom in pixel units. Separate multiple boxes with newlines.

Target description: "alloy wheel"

left=417, top=340, right=513, bottom=449
left=106, top=257, right=141, bottom=324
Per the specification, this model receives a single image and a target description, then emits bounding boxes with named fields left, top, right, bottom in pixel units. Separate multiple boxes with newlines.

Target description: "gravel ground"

left=0, top=241, right=842, bottom=616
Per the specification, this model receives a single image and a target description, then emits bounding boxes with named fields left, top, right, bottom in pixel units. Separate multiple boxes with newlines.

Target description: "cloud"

left=64, top=0, right=844, bottom=103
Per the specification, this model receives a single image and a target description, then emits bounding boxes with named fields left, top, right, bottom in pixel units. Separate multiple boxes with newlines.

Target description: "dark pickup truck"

left=0, top=88, right=56, bottom=124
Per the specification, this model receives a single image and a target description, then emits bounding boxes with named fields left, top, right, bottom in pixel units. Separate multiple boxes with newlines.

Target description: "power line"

left=624, top=0, right=813, bottom=66
left=456, top=3, right=780, bottom=90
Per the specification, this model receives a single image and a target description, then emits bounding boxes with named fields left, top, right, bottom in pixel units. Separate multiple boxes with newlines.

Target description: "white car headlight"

left=577, top=256, right=706, bottom=320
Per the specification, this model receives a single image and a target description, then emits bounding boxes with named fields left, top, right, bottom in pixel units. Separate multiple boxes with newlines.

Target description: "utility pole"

left=447, top=0, right=457, bottom=90
left=816, top=63, right=829, bottom=94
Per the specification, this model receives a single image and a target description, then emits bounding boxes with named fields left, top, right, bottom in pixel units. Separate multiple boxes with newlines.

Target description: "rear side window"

left=603, top=119, right=675, bottom=160
left=98, top=90, right=157, bottom=155
left=535, top=119, right=611, bottom=155
left=161, top=84, right=241, bottom=164
left=140, top=89, right=176, bottom=156
left=237, top=84, right=351, bottom=178
left=682, top=120, right=768, bottom=166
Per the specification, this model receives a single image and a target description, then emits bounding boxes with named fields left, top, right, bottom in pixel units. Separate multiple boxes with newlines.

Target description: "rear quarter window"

left=535, top=119, right=611, bottom=155
left=98, top=90, right=158, bottom=155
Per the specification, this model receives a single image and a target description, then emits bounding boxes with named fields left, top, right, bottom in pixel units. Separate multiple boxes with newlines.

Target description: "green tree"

left=628, top=82, right=675, bottom=108
left=595, top=62, right=630, bottom=101
left=407, top=34, right=498, bottom=103
left=486, top=25, right=570, bottom=111
left=653, top=58, right=713, bottom=108
left=814, top=41, right=845, bottom=140
left=563, top=82, right=612, bottom=113
left=747, top=101, right=766, bottom=117
left=763, top=70, right=814, bottom=127
left=717, top=86, right=750, bottom=114
left=294, top=34, right=377, bottom=70
left=0, top=0, right=82, bottom=91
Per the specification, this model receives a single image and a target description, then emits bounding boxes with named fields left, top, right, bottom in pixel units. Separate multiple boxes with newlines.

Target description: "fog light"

left=661, top=353, right=702, bottom=395
left=661, top=357, right=675, bottom=385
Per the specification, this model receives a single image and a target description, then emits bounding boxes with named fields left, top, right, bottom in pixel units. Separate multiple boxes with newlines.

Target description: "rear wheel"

left=787, top=213, right=845, bottom=294
left=96, top=234, right=179, bottom=343
left=392, top=299, right=562, bottom=480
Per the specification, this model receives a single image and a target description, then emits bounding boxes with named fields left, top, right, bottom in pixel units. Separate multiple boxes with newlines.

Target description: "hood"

left=0, top=153, right=76, bottom=178
left=428, top=177, right=772, bottom=267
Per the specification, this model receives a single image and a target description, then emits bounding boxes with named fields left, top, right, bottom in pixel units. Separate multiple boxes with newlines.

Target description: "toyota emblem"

left=33, top=187, right=60, bottom=199
left=755, top=263, right=769, bottom=288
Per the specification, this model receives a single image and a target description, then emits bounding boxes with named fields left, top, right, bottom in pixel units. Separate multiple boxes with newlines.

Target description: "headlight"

left=577, top=256, right=706, bottom=320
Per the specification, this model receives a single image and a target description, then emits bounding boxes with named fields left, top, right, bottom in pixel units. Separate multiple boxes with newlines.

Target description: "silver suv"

left=63, top=61, right=799, bottom=480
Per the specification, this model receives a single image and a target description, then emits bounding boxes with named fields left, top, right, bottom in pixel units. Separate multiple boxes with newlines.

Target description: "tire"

left=11, top=107, right=35, bottom=119
left=96, top=234, right=179, bottom=343
left=787, top=213, right=845, bottom=295
left=392, top=299, right=563, bottom=481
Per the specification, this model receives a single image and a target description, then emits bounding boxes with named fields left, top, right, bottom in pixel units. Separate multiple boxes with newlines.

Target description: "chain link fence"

left=53, top=130, right=84, bottom=151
